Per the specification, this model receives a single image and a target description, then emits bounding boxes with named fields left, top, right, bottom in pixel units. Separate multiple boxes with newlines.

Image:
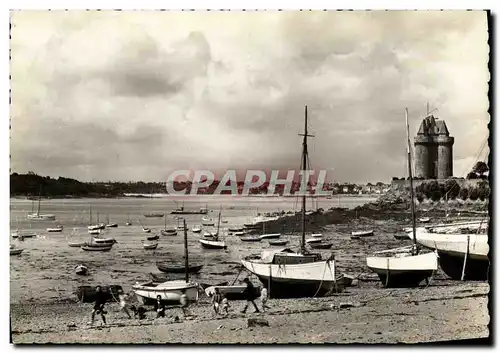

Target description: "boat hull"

left=366, top=251, right=439, bottom=288
left=143, top=243, right=158, bottom=250
left=437, top=251, right=490, bottom=281
left=157, top=263, right=204, bottom=274
left=161, top=230, right=177, bottom=236
left=68, top=242, right=87, bottom=247
left=81, top=245, right=113, bottom=251
left=199, top=239, right=227, bottom=249
left=133, top=281, right=199, bottom=305
left=10, top=249, right=23, bottom=256
left=241, top=258, right=344, bottom=298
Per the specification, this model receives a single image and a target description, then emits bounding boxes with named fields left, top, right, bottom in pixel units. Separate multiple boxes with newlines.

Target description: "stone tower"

left=414, top=115, right=454, bottom=179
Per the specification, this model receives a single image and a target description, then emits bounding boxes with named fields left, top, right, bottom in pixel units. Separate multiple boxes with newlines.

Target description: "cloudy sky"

left=10, top=10, right=490, bottom=183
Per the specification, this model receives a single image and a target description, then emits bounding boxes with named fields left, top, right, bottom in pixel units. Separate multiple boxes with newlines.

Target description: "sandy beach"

left=10, top=197, right=490, bottom=344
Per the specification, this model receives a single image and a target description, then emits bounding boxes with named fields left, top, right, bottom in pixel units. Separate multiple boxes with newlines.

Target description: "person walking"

left=260, top=287, right=270, bottom=312
left=90, top=286, right=107, bottom=326
left=240, top=278, right=260, bottom=314
left=118, top=289, right=132, bottom=319
left=211, top=288, right=222, bottom=316
left=180, top=289, right=189, bottom=318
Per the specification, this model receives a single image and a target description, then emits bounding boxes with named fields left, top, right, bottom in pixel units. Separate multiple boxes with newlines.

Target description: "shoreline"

left=11, top=282, right=489, bottom=344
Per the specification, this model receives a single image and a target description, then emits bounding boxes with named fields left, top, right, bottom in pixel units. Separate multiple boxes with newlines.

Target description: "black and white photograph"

left=8, top=9, right=491, bottom=344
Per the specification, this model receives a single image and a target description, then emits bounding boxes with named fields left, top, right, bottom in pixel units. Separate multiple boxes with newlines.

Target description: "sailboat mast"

left=183, top=219, right=189, bottom=283
left=216, top=208, right=222, bottom=239
left=405, top=108, right=418, bottom=254
left=301, top=105, right=309, bottom=253
left=37, top=188, right=41, bottom=215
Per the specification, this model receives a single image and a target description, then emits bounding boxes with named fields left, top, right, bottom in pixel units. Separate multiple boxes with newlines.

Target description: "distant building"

left=414, top=114, right=454, bottom=179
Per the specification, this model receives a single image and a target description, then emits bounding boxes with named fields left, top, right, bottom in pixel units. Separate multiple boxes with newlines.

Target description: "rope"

left=312, top=260, right=330, bottom=298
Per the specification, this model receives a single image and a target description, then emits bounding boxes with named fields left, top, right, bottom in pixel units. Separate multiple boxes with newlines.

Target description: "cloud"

left=10, top=11, right=490, bottom=183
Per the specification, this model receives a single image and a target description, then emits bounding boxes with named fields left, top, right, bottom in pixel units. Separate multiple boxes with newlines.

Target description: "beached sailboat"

left=88, top=207, right=106, bottom=231
left=27, top=188, right=56, bottom=220
left=241, top=106, right=349, bottom=298
left=133, top=219, right=199, bottom=305
left=366, top=108, right=438, bottom=288
left=199, top=210, right=227, bottom=249
left=412, top=225, right=489, bottom=280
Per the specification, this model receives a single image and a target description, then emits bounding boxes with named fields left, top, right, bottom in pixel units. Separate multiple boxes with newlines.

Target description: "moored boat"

left=365, top=108, right=439, bottom=288
left=68, top=241, right=87, bottom=247
left=192, top=226, right=202, bottom=233
left=143, top=242, right=159, bottom=250
left=161, top=229, right=177, bottom=236
left=269, top=239, right=289, bottom=246
left=144, top=213, right=165, bottom=218
left=81, top=244, right=113, bottom=251
left=240, top=236, right=261, bottom=242
left=259, top=233, right=281, bottom=240
left=241, top=106, right=347, bottom=299
left=133, top=280, right=199, bottom=305
left=47, top=225, right=64, bottom=232
left=156, top=262, right=204, bottom=274
left=305, top=237, right=322, bottom=244
left=75, top=265, right=88, bottom=275
left=10, top=248, right=23, bottom=256
left=199, top=238, right=227, bottom=249
left=309, top=242, right=333, bottom=250
left=146, top=235, right=160, bottom=241
left=351, top=230, right=374, bottom=238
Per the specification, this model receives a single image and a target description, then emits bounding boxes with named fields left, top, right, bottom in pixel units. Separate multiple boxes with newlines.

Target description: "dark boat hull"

left=374, top=269, right=435, bottom=288
left=76, top=285, right=123, bottom=303
left=253, top=275, right=350, bottom=299
left=437, top=251, right=490, bottom=281
left=309, top=243, right=333, bottom=249
left=161, top=230, right=177, bottom=236
left=147, top=235, right=160, bottom=241
left=156, top=263, right=204, bottom=274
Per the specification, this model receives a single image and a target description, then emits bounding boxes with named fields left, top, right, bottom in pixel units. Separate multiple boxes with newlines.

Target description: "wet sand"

left=9, top=197, right=490, bottom=343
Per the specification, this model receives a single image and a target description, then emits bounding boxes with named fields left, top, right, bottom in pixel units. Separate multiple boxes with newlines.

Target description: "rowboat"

left=142, top=228, right=152, bottom=233
left=259, top=233, right=281, bottom=240
left=76, top=285, right=122, bottom=303
left=418, top=217, right=431, bottom=223
left=309, top=242, right=333, bottom=250
left=305, top=237, right=322, bottom=244
left=269, top=239, right=289, bottom=246
left=240, top=236, right=261, bottom=242
left=192, top=226, right=202, bottom=233
left=161, top=229, right=177, bottom=236
left=68, top=241, right=87, bottom=247
left=156, top=262, right=204, bottom=274
left=351, top=230, right=374, bottom=238
left=143, top=242, right=159, bottom=250
left=75, top=265, right=88, bottom=275
left=81, top=244, right=113, bottom=251
left=146, top=235, right=159, bottom=241
left=199, top=238, right=227, bottom=249
left=10, top=248, right=23, bottom=256
left=233, top=231, right=245, bottom=236
left=133, top=280, right=199, bottom=305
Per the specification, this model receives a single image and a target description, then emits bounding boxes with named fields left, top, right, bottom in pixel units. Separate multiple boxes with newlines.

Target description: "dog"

left=129, top=305, right=147, bottom=320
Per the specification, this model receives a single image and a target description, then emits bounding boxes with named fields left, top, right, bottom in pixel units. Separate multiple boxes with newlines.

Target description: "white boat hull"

left=366, top=251, right=439, bottom=288
left=199, top=238, right=227, bottom=249
left=413, top=228, right=489, bottom=280
left=133, top=281, right=199, bottom=304
left=28, top=214, right=56, bottom=220
left=259, top=233, right=281, bottom=240
left=241, top=257, right=344, bottom=298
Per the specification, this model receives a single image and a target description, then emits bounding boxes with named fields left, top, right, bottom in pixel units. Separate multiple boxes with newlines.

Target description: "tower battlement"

left=414, top=114, right=454, bottom=179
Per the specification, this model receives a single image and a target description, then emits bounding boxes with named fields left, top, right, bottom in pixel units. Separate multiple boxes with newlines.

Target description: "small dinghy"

left=143, top=242, right=159, bottom=250
left=133, top=280, right=199, bottom=305
left=93, top=237, right=117, bottom=245
left=192, top=226, right=202, bottom=233
left=161, top=229, right=177, bottom=236
left=240, top=236, right=261, bottom=242
left=201, top=218, right=215, bottom=226
left=311, top=233, right=323, bottom=238
left=351, top=230, right=374, bottom=238
left=47, top=225, right=64, bottom=232
left=228, top=226, right=244, bottom=232
left=88, top=229, right=101, bottom=235
left=419, top=217, right=431, bottom=223
left=309, top=242, right=333, bottom=250
left=199, top=238, right=227, bottom=249
left=81, top=244, right=113, bottom=252
left=259, top=233, right=281, bottom=240
left=203, top=231, right=214, bottom=238
left=205, top=285, right=262, bottom=301
left=269, top=239, right=289, bottom=246
left=305, top=237, right=322, bottom=244
left=68, top=241, right=87, bottom=248
left=76, top=285, right=123, bottom=303
left=146, top=235, right=160, bottom=241
left=75, top=265, right=88, bottom=275
left=233, top=231, right=245, bottom=236
left=10, top=247, right=23, bottom=256
left=157, top=262, right=204, bottom=274
left=142, top=227, right=152, bottom=233
left=106, top=223, right=118, bottom=228
left=11, top=231, right=37, bottom=239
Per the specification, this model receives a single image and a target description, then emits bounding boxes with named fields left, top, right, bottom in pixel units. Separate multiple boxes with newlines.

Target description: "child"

left=212, top=288, right=222, bottom=315
left=221, top=295, right=230, bottom=317
left=154, top=295, right=166, bottom=318
left=180, top=289, right=189, bottom=318
left=260, top=287, right=270, bottom=312
left=118, top=289, right=132, bottom=319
